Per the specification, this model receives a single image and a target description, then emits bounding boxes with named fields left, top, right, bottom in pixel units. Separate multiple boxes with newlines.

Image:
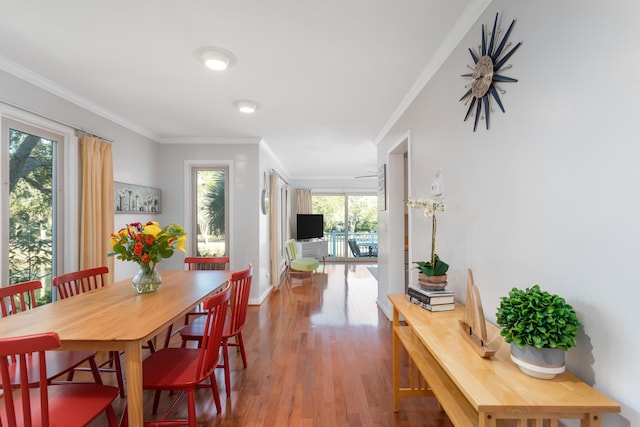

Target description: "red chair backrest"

left=195, top=282, right=231, bottom=382
left=52, top=267, right=109, bottom=299
left=184, top=257, right=229, bottom=271
left=0, top=281, right=43, bottom=364
left=0, top=332, right=61, bottom=427
left=0, top=280, right=41, bottom=318
left=228, top=265, right=254, bottom=337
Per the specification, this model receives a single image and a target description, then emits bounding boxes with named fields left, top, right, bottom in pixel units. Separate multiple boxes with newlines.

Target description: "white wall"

left=156, top=141, right=269, bottom=303
left=259, top=142, right=291, bottom=298
left=377, top=1, right=640, bottom=425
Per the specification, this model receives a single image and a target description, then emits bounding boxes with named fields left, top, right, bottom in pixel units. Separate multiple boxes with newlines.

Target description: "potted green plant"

left=407, top=198, right=448, bottom=289
left=496, top=285, right=579, bottom=379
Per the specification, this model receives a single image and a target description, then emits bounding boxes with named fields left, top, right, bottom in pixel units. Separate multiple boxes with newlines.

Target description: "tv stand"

left=297, top=239, right=328, bottom=265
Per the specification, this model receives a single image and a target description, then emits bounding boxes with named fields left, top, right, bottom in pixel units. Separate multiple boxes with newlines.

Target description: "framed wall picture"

left=378, top=164, right=387, bottom=211
left=114, top=181, right=161, bottom=214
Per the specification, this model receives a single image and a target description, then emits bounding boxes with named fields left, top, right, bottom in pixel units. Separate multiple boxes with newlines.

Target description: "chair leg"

left=152, top=390, right=162, bottom=415
left=187, top=390, right=198, bottom=427
left=105, top=404, right=119, bottom=427
left=89, top=355, right=104, bottom=384
left=222, top=338, right=231, bottom=396
left=120, top=407, right=128, bottom=427
left=237, top=333, right=247, bottom=368
left=163, top=324, right=173, bottom=348
left=209, top=374, right=222, bottom=413
left=112, top=351, right=125, bottom=398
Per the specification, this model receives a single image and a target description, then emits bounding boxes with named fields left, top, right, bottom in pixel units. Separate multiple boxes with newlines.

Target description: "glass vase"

left=132, top=264, right=162, bottom=293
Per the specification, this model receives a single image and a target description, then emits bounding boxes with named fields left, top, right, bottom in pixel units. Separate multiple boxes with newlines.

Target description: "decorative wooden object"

left=458, top=268, right=496, bottom=358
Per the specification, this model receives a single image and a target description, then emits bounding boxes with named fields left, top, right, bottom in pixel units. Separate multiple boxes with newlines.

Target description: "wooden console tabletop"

left=389, top=294, right=620, bottom=427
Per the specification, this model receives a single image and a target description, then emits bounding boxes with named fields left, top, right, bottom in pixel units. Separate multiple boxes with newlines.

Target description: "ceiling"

left=0, top=1, right=480, bottom=180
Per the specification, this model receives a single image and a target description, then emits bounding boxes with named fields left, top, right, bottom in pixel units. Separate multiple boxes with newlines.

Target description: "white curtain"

left=295, top=189, right=312, bottom=214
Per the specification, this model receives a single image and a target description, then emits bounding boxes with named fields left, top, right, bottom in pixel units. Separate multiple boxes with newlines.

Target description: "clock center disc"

left=471, top=56, right=494, bottom=98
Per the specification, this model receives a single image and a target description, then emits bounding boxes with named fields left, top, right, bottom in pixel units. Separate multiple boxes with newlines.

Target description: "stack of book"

left=407, top=284, right=455, bottom=312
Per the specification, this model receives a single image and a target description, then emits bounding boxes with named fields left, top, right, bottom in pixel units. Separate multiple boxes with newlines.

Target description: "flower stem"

left=431, top=214, right=436, bottom=266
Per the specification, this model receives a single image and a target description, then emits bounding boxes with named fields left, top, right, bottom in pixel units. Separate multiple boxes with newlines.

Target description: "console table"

left=389, top=294, right=620, bottom=427
left=299, top=239, right=328, bottom=263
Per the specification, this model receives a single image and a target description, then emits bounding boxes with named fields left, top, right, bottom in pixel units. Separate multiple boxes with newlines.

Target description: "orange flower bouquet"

left=109, top=221, right=186, bottom=293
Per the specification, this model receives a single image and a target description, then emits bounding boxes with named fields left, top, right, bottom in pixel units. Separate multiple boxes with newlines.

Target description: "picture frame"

left=114, top=181, right=161, bottom=214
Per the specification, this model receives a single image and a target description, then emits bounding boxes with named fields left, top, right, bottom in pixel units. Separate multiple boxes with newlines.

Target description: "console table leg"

left=478, top=412, right=496, bottom=427
left=581, top=413, right=602, bottom=427
left=392, top=308, right=400, bottom=412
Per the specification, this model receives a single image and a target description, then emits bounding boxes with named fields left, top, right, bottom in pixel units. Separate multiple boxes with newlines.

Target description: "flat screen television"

left=296, top=214, right=324, bottom=240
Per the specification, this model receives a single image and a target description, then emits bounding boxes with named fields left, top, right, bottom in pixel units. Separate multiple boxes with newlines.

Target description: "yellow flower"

left=175, top=235, right=187, bottom=253
left=143, top=222, right=162, bottom=237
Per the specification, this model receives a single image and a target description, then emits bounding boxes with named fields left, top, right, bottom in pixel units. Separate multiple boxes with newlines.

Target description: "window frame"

left=1, top=106, right=79, bottom=289
left=183, top=160, right=232, bottom=260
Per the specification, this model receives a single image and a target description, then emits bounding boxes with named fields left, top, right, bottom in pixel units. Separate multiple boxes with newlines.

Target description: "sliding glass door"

left=2, top=118, right=63, bottom=304
left=312, top=193, right=377, bottom=260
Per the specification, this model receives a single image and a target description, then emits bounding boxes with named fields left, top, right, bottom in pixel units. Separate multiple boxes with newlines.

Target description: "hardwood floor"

left=86, top=263, right=452, bottom=426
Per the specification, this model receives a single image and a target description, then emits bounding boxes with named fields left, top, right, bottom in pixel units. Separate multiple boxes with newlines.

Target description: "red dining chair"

left=52, top=267, right=125, bottom=397
left=180, top=264, right=253, bottom=396
left=0, top=280, right=103, bottom=387
left=52, top=266, right=109, bottom=299
left=0, top=332, right=120, bottom=427
left=161, top=256, right=230, bottom=348
left=121, top=282, right=231, bottom=427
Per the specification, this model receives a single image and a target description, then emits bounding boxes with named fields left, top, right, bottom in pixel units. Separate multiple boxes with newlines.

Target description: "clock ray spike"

left=494, top=42, right=522, bottom=72
left=489, top=86, right=505, bottom=113
left=459, top=88, right=473, bottom=102
left=483, top=96, right=490, bottom=129
left=492, top=19, right=516, bottom=60
left=473, top=100, right=482, bottom=131
left=468, top=48, right=479, bottom=64
left=488, top=13, right=499, bottom=57
left=464, top=97, right=477, bottom=121
left=492, top=74, right=518, bottom=83
left=481, top=24, right=487, bottom=56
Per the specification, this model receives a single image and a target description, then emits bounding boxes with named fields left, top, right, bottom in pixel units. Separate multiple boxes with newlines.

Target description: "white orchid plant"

left=407, top=198, right=449, bottom=276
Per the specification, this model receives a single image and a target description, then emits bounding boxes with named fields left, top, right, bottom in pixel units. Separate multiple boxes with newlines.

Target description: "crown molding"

left=159, top=136, right=262, bottom=145
left=374, top=0, right=492, bottom=145
left=0, top=54, right=159, bottom=141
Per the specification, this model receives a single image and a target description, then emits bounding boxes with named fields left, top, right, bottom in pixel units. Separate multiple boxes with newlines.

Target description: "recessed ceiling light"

left=233, top=100, right=260, bottom=114
left=200, top=47, right=234, bottom=71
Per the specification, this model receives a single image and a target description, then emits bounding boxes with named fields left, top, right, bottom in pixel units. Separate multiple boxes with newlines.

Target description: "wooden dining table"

left=0, top=269, right=231, bottom=427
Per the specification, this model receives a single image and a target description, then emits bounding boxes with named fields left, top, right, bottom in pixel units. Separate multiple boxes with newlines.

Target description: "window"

left=312, top=193, right=377, bottom=259
left=2, top=118, right=63, bottom=304
left=191, top=167, right=228, bottom=257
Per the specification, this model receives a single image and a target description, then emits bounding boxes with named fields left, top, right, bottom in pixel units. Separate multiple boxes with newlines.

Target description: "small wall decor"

left=261, top=172, right=270, bottom=215
left=114, top=181, right=161, bottom=214
left=377, top=164, right=387, bottom=211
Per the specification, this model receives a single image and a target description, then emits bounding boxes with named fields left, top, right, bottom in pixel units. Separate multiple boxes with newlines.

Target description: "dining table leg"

left=124, top=341, right=144, bottom=427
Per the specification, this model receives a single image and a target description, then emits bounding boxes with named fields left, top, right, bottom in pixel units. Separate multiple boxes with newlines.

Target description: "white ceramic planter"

left=510, top=343, right=566, bottom=380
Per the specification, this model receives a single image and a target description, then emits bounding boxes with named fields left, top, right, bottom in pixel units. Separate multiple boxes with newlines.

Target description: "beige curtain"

left=296, top=189, right=312, bottom=214
left=284, top=185, right=291, bottom=242
left=269, top=171, right=281, bottom=288
left=80, top=136, right=114, bottom=283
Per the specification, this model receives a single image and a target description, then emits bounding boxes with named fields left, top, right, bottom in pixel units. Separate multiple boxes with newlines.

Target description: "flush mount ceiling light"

left=233, top=100, right=260, bottom=114
left=199, top=47, right=234, bottom=71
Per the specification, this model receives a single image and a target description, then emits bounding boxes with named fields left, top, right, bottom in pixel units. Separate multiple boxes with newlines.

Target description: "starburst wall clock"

left=460, top=13, right=521, bottom=132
